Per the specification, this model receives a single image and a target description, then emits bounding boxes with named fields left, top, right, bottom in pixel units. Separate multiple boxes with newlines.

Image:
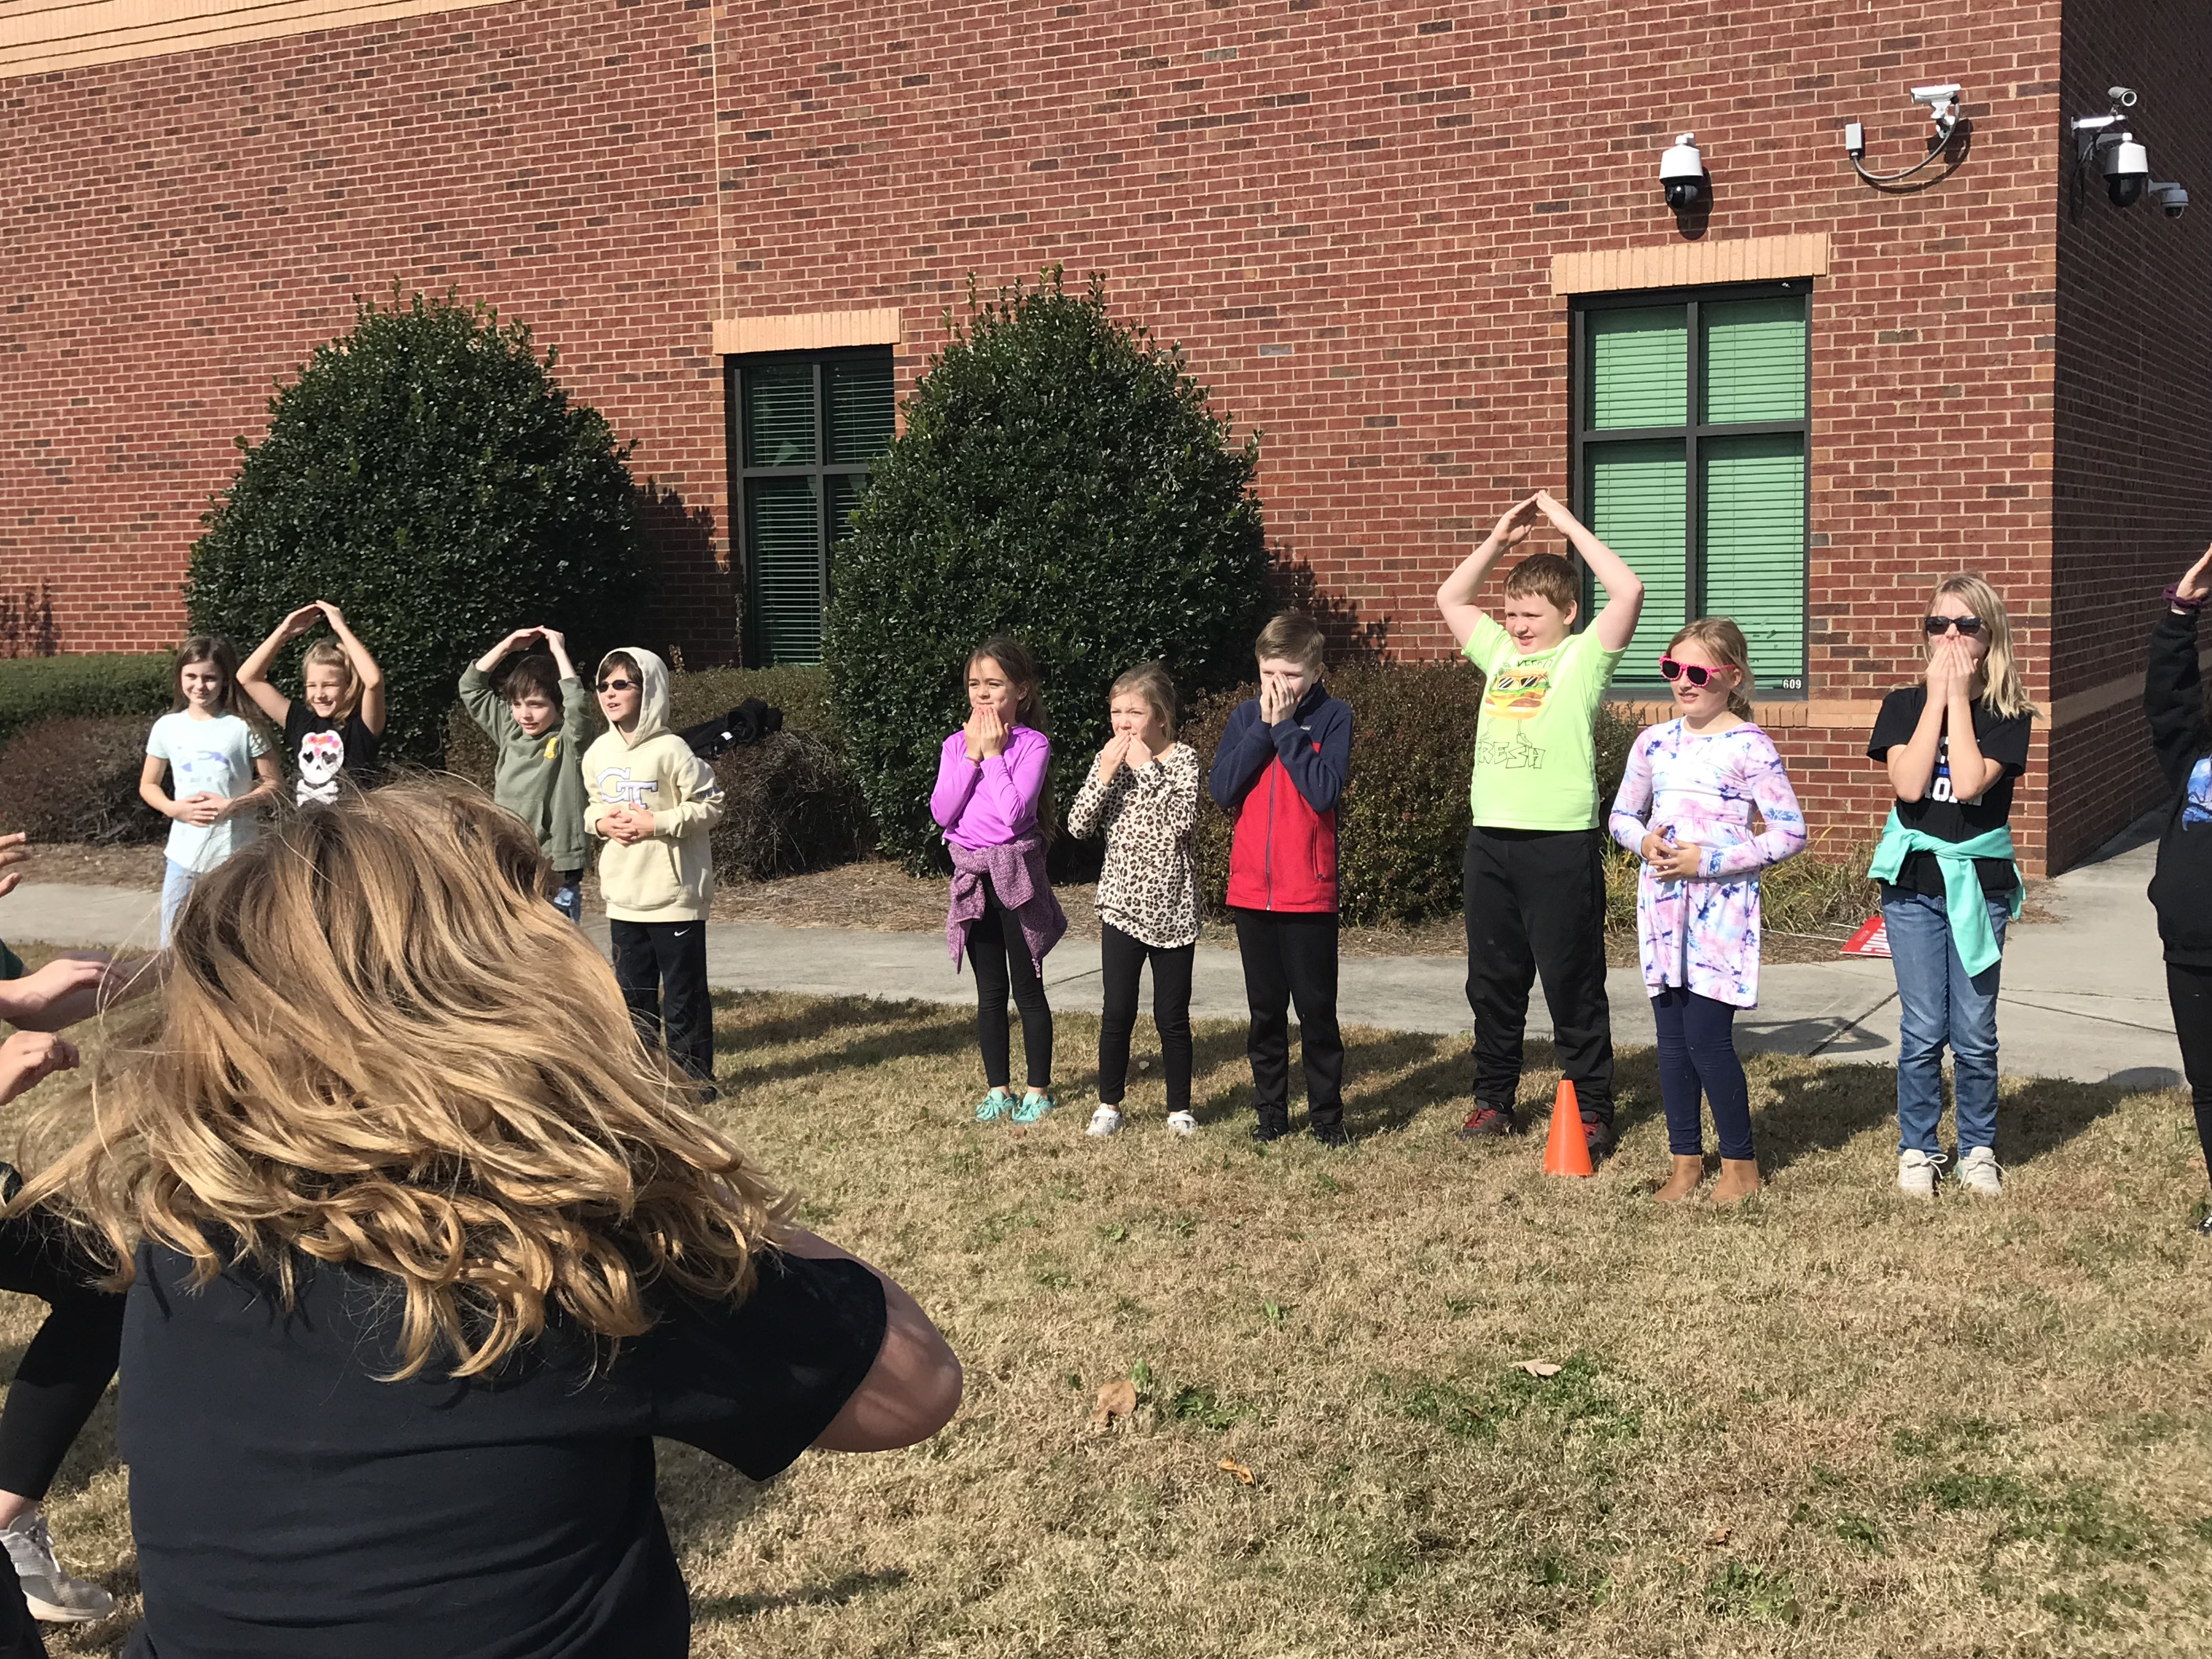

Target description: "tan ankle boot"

left=1652, top=1154, right=1705, bottom=1203
left=1709, top=1158, right=1763, bottom=1206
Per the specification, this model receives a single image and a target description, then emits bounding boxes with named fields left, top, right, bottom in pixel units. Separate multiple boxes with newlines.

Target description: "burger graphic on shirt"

left=1483, top=665, right=1553, bottom=721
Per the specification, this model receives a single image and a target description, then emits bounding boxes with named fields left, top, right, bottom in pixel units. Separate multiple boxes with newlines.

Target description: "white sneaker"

left=1898, top=1149, right=1947, bottom=1198
left=3, top=1511, right=110, bottom=1622
left=1956, top=1146, right=2004, bottom=1197
left=1086, top=1105, right=1123, bottom=1138
left=1165, top=1110, right=1198, bottom=1138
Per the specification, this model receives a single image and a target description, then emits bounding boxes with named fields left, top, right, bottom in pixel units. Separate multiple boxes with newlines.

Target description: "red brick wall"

left=2049, top=0, right=2212, bottom=867
left=720, top=0, right=2068, bottom=866
left=0, top=0, right=730, bottom=661
left=6, top=0, right=2155, bottom=871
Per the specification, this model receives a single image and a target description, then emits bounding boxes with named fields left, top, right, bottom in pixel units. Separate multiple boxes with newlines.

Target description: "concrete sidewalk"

left=2, top=816, right=2180, bottom=1088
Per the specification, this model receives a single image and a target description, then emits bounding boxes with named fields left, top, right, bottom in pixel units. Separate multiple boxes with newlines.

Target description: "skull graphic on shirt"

left=297, top=729, right=346, bottom=804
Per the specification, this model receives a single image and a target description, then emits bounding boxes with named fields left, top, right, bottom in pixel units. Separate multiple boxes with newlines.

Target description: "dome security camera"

left=1660, top=133, right=1708, bottom=212
left=2104, top=132, right=2149, bottom=207
left=2152, top=180, right=2190, bottom=219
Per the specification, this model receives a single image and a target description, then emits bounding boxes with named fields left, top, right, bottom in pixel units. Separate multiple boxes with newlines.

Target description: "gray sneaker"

left=3, top=1511, right=110, bottom=1622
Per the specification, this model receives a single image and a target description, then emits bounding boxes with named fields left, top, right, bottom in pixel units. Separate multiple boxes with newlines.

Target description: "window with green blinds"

left=1573, top=286, right=1809, bottom=692
left=727, top=347, right=896, bottom=667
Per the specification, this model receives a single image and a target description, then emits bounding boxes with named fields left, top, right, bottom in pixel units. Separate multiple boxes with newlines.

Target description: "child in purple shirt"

left=931, top=636, right=1066, bottom=1124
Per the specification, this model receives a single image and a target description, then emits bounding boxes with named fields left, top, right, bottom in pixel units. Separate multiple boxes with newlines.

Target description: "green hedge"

left=184, top=289, right=645, bottom=765
left=1184, top=662, right=1642, bottom=927
left=0, top=656, right=172, bottom=752
left=826, top=269, right=1274, bottom=872
left=0, top=714, right=169, bottom=847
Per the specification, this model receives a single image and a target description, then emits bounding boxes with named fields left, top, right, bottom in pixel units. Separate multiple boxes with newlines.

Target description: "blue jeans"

left=160, top=859, right=198, bottom=947
left=551, top=872, right=584, bottom=925
left=1883, top=884, right=2010, bottom=1156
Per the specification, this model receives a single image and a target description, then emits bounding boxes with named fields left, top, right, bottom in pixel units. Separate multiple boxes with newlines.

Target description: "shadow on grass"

left=719, top=994, right=945, bottom=1052
left=1754, top=1061, right=1897, bottom=1175
left=693, top=1567, right=911, bottom=1620
left=2002, top=1076, right=2140, bottom=1167
left=714, top=997, right=978, bottom=1092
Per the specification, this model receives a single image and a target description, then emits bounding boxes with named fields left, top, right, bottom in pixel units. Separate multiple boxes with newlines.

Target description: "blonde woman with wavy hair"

left=18, top=779, right=959, bottom=1659
left=1867, top=573, right=2039, bottom=1200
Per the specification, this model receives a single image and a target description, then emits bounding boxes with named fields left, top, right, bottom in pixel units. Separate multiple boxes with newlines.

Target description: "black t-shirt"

left=283, top=704, right=383, bottom=805
left=119, top=1243, right=886, bottom=1659
left=1866, top=686, right=2034, bottom=896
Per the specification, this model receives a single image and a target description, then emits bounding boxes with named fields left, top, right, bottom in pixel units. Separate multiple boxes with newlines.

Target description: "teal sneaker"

left=1012, top=1090, right=1057, bottom=1124
left=975, top=1087, right=1017, bottom=1122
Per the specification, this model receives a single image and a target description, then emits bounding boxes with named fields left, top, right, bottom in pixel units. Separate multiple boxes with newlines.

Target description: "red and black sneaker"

left=1454, top=1105, right=1519, bottom=1140
left=1580, top=1115, right=1617, bottom=1159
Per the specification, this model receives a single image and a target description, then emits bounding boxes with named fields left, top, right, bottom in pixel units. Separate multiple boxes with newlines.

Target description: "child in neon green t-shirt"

left=1435, top=492, right=1644, bottom=1154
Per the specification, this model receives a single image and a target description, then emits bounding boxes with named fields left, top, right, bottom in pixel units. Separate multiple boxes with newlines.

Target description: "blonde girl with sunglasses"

left=1607, top=618, right=1805, bottom=1205
left=1866, top=574, right=2036, bottom=1199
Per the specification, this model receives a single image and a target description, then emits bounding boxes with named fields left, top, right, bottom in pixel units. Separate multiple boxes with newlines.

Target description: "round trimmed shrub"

left=826, top=269, right=1276, bottom=871
left=185, top=289, right=645, bottom=764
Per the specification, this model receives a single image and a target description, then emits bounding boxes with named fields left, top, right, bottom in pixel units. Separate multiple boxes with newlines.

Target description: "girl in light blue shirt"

left=139, top=636, right=279, bottom=944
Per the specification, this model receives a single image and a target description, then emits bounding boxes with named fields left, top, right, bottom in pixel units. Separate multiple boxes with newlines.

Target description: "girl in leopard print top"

left=1068, top=662, right=1200, bottom=1138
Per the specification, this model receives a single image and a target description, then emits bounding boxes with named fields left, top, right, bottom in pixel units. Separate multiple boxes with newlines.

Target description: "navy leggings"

left=1651, top=988, right=1754, bottom=1161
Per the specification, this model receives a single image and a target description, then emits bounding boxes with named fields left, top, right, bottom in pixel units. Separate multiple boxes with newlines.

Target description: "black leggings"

left=2168, top=963, right=2212, bottom=1184
left=969, top=874, right=1054, bottom=1091
left=0, top=1203, right=125, bottom=1502
left=1651, top=987, right=1753, bottom=1161
left=1097, top=924, right=1195, bottom=1113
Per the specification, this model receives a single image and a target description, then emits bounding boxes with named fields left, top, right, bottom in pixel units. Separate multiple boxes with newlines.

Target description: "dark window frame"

left=1568, top=278, right=1813, bottom=695
left=724, top=345, right=893, bottom=668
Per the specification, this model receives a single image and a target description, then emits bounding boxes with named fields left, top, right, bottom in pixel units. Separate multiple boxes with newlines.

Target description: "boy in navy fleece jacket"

left=1207, top=612, right=1355, bottom=1145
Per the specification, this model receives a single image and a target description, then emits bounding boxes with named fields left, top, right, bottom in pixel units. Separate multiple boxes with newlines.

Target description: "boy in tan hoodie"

left=582, top=647, right=726, bottom=1092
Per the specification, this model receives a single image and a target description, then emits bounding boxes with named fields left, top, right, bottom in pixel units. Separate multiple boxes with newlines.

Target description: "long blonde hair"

left=16, top=780, right=785, bottom=1380
left=1668, top=617, right=1756, bottom=720
left=1926, top=573, right=2034, bottom=720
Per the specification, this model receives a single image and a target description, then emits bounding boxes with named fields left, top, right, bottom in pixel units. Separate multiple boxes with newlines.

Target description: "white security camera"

left=1660, top=132, right=1708, bottom=211
left=2109, top=86, right=2139, bottom=108
left=2152, top=180, right=2189, bottom=218
left=2104, top=132, right=2149, bottom=207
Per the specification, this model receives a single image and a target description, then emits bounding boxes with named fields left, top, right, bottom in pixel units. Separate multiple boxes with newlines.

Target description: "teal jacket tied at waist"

left=1867, top=809, right=2022, bottom=977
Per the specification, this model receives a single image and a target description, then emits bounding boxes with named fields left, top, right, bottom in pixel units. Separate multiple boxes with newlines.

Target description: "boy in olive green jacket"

left=460, top=627, right=592, bottom=922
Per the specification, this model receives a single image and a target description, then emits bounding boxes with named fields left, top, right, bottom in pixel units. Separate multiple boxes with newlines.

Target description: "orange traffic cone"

left=1542, top=1079, right=1593, bottom=1178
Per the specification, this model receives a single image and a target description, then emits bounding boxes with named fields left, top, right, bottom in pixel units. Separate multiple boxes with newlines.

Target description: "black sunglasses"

left=1658, top=656, right=1725, bottom=686
left=1923, top=615, right=1986, bottom=637
left=596, top=677, right=639, bottom=692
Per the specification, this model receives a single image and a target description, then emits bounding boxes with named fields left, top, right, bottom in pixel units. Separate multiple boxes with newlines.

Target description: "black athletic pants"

left=2168, top=962, right=2212, bottom=1183
left=968, top=873, right=1054, bottom=1091
left=1231, top=909, right=1344, bottom=1130
left=1097, top=923, right=1195, bottom=1113
left=611, top=919, right=714, bottom=1085
left=0, top=1201, right=123, bottom=1506
left=1463, top=826, right=1615, bottom=1122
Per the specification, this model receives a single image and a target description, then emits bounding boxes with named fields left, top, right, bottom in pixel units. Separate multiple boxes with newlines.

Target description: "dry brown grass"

left=6, top=986, right=2209, bottom=1657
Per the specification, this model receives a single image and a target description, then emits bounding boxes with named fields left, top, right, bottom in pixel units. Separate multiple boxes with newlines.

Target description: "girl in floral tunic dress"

left=1607, top=618, right=1807, bottom=1205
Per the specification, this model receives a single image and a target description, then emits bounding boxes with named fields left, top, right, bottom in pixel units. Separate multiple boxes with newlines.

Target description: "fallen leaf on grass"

left=1090, top=1379, right=1137, bottom=1430
left=1515, top=1361, right=1563, bottom=1378
left=1218, top=1457, right=1255, bottom=1485
left=1706, top=1527, right=1733, bottom=1546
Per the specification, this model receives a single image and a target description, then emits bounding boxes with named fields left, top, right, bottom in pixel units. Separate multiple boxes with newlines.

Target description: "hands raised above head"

left=2176, top=543, right=2212, bottom=607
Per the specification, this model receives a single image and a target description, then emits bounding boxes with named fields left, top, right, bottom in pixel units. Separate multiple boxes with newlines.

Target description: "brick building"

left=3, top=0, right=2208, bottom=871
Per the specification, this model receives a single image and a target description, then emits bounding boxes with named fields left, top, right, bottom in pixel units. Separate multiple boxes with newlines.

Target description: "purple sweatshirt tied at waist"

left=947, top=836, right=1067, bottom=974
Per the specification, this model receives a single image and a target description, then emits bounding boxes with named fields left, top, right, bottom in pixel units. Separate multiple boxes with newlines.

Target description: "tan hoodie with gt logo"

left=579, top=647, right=725, bottom=923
